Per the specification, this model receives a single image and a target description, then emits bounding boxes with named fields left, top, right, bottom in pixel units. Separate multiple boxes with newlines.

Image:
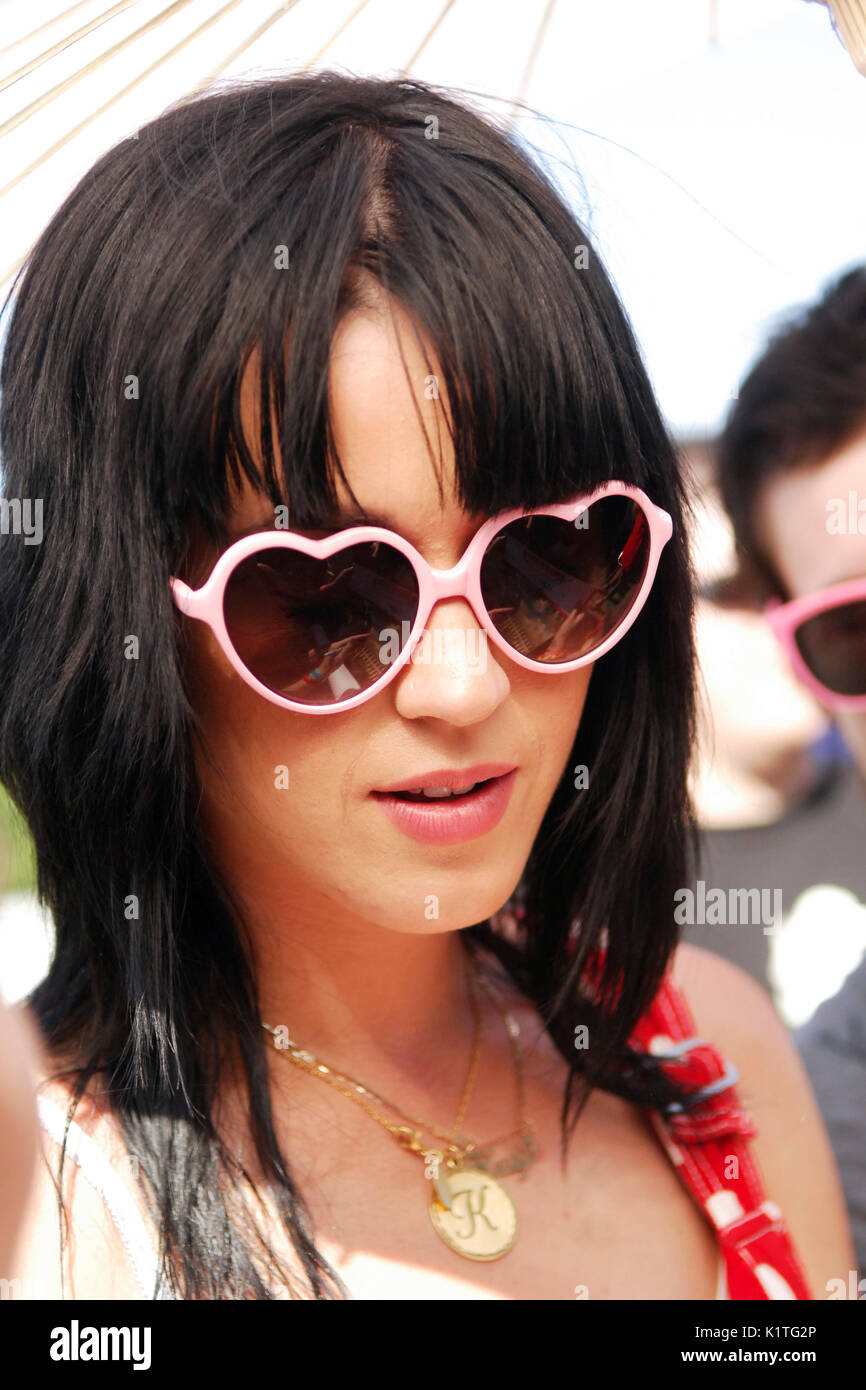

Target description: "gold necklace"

left=261, top=947, right=537, bottom=1262
left=275, top=953, right=528, bottom=1162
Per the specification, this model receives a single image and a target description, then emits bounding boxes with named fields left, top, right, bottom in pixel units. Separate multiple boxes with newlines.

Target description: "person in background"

left=714, top=264, right=866, bottom=1278
left=682, top=439, right=866, bottom=1016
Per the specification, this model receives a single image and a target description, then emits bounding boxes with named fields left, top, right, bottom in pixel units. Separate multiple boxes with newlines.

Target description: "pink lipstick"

left=370, top=763, right=517, bottom=845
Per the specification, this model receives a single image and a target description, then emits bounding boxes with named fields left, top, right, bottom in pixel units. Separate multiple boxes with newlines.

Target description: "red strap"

left=629, top=972, right=813, bottom=1299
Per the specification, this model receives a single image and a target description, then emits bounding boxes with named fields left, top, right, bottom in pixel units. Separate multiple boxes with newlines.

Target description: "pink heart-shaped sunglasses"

left=170, top=481, right=672, bottom=714
left=766, top=576, right=866, bottom=710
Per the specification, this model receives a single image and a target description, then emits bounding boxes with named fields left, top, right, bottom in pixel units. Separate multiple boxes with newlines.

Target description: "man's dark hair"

left=716, top=264, right=866, bottom=595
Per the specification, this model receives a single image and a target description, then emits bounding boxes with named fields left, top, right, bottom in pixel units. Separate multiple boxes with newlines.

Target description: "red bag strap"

left=628, top=971, right=812, bottom=1299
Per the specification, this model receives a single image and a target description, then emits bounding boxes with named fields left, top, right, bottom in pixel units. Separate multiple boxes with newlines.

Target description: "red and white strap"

left=629, top=973, right=812, bottom=1300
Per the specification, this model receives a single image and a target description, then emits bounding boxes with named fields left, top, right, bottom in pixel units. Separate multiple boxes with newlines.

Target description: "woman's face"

left=182, top=299, right=594, bottom=939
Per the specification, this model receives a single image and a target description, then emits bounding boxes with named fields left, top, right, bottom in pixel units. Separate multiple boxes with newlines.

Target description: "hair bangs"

left=152, top=75, right=665, bottom=560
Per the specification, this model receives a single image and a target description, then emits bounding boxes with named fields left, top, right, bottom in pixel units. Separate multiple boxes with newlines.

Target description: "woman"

left=0, top=71, right=853, bottom=1300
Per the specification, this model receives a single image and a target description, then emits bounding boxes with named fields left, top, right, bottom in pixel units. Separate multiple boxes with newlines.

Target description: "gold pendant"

left=429, top=1166, right=517, bottom=1262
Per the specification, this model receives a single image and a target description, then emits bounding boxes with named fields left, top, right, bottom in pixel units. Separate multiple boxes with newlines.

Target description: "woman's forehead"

left=227, top=304, right=486, bottom=541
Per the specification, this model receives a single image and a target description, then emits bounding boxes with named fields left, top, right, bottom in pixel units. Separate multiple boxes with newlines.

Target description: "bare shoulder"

left=671, top=943, right=858, bottom=1297
left=671, top=943, right=797, bottom=1073
left=670, top=943, right=841, bottom=1117
left=11, top=1058, right=146, bottom=1299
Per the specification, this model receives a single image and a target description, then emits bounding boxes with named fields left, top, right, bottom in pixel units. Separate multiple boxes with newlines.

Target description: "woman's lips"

left=370, top=770, right=517, bottom=845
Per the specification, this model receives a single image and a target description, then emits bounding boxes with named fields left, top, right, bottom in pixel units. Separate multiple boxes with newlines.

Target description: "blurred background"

left=2, top=0, right=866, bottom=1027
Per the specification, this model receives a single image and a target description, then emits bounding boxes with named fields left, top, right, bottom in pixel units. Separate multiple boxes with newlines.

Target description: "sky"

left=0, top=0, right=864, bottom=437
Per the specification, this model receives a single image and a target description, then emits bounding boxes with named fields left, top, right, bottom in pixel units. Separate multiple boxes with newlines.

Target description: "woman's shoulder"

left=670, top=941, right=779, bottom=1028
left=669, top=942, right=857, bottom=1297
left=667, top=941, right=840, bottom=1110
left=33, top=1062, right=128, bottom=1165
left=13, top=1052, right=146, bottom=1299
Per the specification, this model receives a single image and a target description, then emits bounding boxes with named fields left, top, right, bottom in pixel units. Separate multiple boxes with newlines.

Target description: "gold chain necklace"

left=261, top=947, right=537, bottom=1262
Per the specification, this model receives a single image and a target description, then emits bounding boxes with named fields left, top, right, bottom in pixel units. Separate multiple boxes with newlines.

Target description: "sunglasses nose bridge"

left=422, top=552, right=488, bottom=629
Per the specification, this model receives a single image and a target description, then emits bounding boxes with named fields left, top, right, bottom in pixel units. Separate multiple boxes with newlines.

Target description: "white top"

left=36, top=1093, right=730, bottom=1300
left=35, top=1094, right=176, bottom=1300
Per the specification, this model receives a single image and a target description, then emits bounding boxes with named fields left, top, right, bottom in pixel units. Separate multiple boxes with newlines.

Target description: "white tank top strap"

left=35, top=1093, right=175, bottom=1300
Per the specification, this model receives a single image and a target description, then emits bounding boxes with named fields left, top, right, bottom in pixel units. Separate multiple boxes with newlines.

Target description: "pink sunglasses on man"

left=170, top=481, right=672, bottom=714
left=766, top=576, right=866, bottom=711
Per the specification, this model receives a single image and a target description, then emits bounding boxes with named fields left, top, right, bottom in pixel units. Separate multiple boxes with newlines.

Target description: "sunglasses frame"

left=766, top=575, right=866, bottom=710
left=170, top=480, right=673, bottom=715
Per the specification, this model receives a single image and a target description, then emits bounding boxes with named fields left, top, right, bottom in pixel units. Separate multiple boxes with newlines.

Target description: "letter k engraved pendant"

left=429, top=1167, right=518, bottom=1261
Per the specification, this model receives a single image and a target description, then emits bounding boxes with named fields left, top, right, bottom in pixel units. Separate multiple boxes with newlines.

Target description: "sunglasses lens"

left=795, top=600, right=866, bottom=696
left=479, top=497, right=651, bottom=663
left=223, top=542, right=419, bottom=707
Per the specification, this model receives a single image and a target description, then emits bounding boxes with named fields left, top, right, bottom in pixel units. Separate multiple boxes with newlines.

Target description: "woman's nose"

left=391, top=597, right=511, bottom=725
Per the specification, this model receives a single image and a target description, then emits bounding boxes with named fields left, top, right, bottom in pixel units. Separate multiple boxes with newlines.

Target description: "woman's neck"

left=255, top=915, right=479, bottom=1088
